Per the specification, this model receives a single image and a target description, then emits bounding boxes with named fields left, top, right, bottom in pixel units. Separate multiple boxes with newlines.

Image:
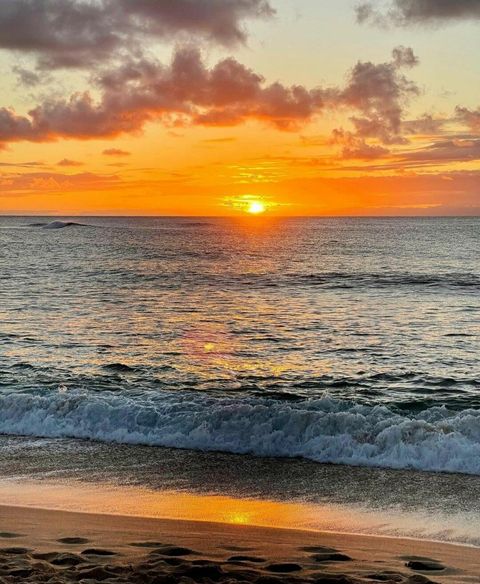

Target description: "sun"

left=247, top=201, right=266, bottom=214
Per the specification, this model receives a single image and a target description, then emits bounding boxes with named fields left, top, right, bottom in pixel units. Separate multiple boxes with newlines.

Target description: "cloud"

left=4, top=45, right=458, bottom=161
left=0, top=45, right=426, bottom=151
left=0, top=160, right=44, bottom=168
left=57, top=158, right=84, bottom=167
left=0, top=0, right=274, bottom=69
left=401, top=138, right=480, bottom=164
left=95, top=48, right=326, bottom=130
left=331, top=129, right=390, bottom=159
left=274, top=170, right=480, bottom=215
left=391, top=45, right=419, bottom=67
left=336, top=138, right=480, bottom=172
left=0, top=171, right=119, bottom=195
left=456, top=106, right=480, bottom=132
left=12, top=66, right=42, bottom=87
left=0, top=47, right=330, bottom=147
left=103, top=148, right=131, bottom=156
left=201, top=137, right=237, bottom=143
left=356, top=0, right=480, bottom=26
left=403, top=114, right=446, bottom=135
left=339, top=46, right=420, bottom=144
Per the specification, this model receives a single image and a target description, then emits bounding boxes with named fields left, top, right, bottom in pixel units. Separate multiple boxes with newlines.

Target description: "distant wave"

left=0, top=391, right=479, bottom=475
left=178, top=222, right=213, bottom=227
left=294, top=272, right=480, bottom=290
left=28, top=221, right=85, bottom=229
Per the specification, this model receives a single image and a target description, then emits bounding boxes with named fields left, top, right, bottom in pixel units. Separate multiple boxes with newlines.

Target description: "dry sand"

left=0, top=504, right=478, bottom=583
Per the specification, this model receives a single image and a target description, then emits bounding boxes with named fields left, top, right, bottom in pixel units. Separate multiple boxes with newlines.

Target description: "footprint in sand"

left=57, top=537, right=90, bottom=545
left=149, top=546, right=196, bottom=557
left=155, top=557, right=185, bottom=566
left=300, top=545, right=352, bottom=563
left=33, top=551, right=86, bottom=566
left=81, top=548, right=118, bottom=556
left=367, top=571, right=405, bottom=582
left=129, top=541, right=171, bottom=548
left=0, top=532, right=22, bottom=539
left=312, top=552, right=352, bottom=562
left=0, top=547, right=32, bottom=555
left=404, top=557, right=446, bottom=572
left=227, top=555, right=266, bottom=564
left=407, top=576, right=440, bottom=584
left=50, top=553, right=87, bottom=566
left=266, top=562, right=303, bottom=573
left=300, top=545, right=338, bottom=553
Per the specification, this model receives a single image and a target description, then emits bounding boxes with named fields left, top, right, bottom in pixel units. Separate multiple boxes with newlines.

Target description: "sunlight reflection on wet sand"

left=0, top=479, right=477, bottom=546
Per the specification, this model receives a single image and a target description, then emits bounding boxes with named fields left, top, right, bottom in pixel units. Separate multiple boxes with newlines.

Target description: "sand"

left=0, top=504, right=478, bottom=583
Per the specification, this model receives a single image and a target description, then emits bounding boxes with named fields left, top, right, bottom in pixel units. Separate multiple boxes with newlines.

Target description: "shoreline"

left=2, top=500, right=479, bottom=551
left=0, top=474, right=478, bottom=549
left=0, top=504, right=478, bottom=583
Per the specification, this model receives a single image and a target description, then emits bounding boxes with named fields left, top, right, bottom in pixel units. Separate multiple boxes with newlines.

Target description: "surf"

left=0, top=390, right=479, bottom=476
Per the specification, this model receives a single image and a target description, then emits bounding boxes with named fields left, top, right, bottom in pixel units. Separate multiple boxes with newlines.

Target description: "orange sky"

left=0, top=0, right=479, bottom=216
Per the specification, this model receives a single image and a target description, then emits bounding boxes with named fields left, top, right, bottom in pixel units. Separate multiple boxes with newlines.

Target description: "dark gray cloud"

left=339, top=46, right=420, bottom=144
left=356, top=0, right=480, bottom=26
left=0, top=0, right=274, bottom=69
left=12, top=66, right=42, bottom=86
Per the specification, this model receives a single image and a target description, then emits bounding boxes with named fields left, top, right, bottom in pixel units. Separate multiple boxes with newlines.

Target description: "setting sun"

left=247, top=201, right=266, bottom=214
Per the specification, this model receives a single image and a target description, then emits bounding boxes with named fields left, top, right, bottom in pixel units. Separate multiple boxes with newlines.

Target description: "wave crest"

left=0, top=391, right=479, bottom=475
left=28, top=221, right=84, bottom=229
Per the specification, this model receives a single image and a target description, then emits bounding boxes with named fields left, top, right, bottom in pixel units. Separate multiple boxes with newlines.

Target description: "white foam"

left=1, top=391, right=479, bottom=475
left=40, top=221, right=81, bottom=229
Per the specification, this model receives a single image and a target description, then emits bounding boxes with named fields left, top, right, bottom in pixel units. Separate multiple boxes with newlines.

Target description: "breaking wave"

left=0, top=390, right=479, bottom=475
left=28, top=221, right=85, bottom=229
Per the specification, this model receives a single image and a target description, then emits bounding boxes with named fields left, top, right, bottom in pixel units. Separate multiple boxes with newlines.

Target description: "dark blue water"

left=0, top=216, right=479, bottom=474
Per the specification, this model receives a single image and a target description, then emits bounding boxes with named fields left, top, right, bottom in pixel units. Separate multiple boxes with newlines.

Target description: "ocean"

left=1, top=216, right=479, bottom=545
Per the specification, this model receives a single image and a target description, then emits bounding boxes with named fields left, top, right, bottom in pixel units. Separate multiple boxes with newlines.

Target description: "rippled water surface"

left=0, top=216, right=479, bottom=475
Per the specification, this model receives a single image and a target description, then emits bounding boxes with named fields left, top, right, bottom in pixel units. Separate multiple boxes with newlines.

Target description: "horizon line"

left=1, top=214, right=480, bottom=219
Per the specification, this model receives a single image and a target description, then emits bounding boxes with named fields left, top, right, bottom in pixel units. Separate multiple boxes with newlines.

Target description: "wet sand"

left=0, top=504, right=478, bottom=583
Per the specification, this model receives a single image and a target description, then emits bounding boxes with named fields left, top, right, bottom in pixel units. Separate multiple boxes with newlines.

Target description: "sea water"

left=1, top=216, right=479, bottom=543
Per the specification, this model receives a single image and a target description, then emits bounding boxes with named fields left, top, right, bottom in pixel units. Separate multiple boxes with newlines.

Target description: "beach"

left=0, top=504, right=479, bottom=584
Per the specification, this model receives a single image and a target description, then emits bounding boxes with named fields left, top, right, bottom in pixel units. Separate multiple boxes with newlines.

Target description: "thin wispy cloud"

left=103, top=149, right=131, bottom=157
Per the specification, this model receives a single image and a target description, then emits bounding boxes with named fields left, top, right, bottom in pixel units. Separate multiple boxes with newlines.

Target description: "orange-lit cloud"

left=57, top=158, right=84, bottom=167
left=103, top=148, right=131, bottom=157
left=0, top=47, right=424, bottom=148
left=0, top=171, right=120, bottom=195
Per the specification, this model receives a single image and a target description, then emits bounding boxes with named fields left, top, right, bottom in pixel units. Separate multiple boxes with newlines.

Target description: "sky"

left=0, top=0, right=479, bottom=216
